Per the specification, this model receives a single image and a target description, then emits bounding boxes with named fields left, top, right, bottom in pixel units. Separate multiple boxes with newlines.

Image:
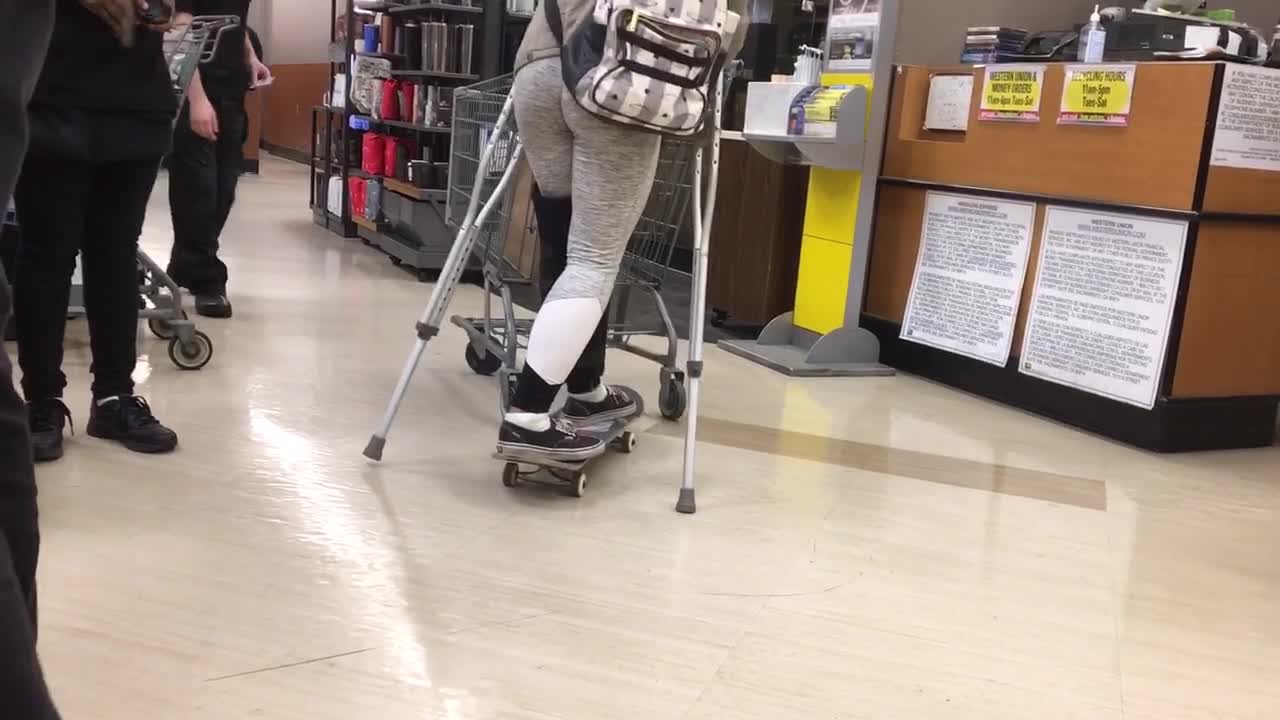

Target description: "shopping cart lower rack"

left=365, top=72, right=725, bottom=515
left=139, top=14, right=240, bottom=371
left=443, top=77, right=696, bottom=420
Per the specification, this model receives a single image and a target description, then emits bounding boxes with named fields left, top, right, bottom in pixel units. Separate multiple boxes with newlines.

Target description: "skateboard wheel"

left=618, top=431, right=637, bottom=454
left=502, top=462, right=520, bottom=488
left=570, top=471, right=587, bottom=498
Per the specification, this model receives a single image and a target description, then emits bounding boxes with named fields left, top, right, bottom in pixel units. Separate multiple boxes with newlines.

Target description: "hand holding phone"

left=138, top=0, right=173, bottom=29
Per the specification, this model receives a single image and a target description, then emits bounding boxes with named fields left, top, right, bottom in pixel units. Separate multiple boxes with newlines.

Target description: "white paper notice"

left=900, top=192, right=1036, bottom=366
left=1210, top=64, right=1280, bottom=172
left=925, top=74, right=973, bottom=131
left=1019, top=207, right=1188, bottom=409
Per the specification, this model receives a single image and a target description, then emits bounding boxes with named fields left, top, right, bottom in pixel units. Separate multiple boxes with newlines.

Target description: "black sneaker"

left=27, top=399, right=71, bottom=463
left=498, top=416, right=605, bottom=462
left=562, top=385, right=639, bottom=426
left=195, top=293, right=233, bottom=319
left=86, top=396, right=178, bottom=454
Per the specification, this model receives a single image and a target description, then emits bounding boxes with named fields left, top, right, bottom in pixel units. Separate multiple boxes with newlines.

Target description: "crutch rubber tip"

left=363, top=436, right=387, bottom=461
left=676, top=488, right=696, bottom=515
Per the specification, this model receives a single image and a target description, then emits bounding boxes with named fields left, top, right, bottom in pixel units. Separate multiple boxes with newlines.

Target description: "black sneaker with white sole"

left=86, top=396, right=178, bottom=454
left=498, top=416, right=605, bottom=462
left=28, top=398, right=72, bottom=463
left=562, top=385, right=639, bottom=427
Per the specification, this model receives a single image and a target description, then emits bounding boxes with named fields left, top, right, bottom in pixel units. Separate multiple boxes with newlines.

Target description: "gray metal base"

left=363, top=435, right=386, bottom=461
left=717, top=312, right=895, bottom=378
left=676, top=487, right=696, bottom=514
left=360, top=225, right=451, bottom=274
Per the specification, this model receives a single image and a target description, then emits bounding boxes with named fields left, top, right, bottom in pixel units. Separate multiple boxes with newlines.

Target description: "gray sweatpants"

left=513, top=59, right=661, bottom=385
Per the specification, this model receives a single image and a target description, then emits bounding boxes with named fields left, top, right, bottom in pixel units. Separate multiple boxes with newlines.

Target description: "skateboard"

left=495, top=387, right=645, bottom=497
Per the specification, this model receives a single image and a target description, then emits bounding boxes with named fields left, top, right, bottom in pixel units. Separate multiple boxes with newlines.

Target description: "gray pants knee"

left=512, top=59, right=661, bottom=384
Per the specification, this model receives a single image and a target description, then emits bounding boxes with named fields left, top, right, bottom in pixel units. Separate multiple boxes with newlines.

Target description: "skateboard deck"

left=494, top=387, right=645, bottom=496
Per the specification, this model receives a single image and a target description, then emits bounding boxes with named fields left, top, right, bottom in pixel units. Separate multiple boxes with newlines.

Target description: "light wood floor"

left=21, top=156, right=1280, bottom=719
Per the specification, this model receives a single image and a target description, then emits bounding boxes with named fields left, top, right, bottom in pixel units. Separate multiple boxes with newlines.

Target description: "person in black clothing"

left=0, top=0, right=174, bottom=714
left=167, top=0, right=270, bottom=318
left=0, top=0, right=58, bottom=712
left=13, top=0, right=192, bottom=463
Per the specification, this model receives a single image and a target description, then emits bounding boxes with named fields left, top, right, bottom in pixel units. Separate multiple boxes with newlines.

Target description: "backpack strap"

left=544, top=0, right=565, bottom=45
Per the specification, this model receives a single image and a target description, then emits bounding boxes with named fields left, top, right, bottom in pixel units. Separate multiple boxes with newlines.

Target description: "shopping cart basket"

left=139, top=14, right=240, bottom=371
left=444, top=76, right=695, bottom=420
left=365, top=73, right=725, bottom=515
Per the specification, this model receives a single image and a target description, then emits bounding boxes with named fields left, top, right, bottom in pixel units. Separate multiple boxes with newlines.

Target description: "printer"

left=1098, top=9, right=1265, bottom=62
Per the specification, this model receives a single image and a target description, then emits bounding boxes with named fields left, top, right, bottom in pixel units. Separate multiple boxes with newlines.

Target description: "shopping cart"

left=139, top=15, right=240, bottom=371
left=443, top=76, right=695, bottom=421
left=365, top=73, right=725, bottom=515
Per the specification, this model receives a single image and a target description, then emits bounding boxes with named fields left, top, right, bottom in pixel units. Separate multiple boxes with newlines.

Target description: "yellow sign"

left=979, top=64, right=1046, bottom=122
left=1059, top=64, right=1136, bottom=126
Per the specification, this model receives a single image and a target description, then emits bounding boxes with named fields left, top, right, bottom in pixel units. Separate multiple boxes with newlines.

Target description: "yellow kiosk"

left=720, top=0, right=897, bottom=377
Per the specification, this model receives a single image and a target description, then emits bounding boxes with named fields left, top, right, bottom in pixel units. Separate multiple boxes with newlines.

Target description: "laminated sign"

left=979, top=64, right=1045, bottom=122
left=1059, top=64, right=1135, bottom=126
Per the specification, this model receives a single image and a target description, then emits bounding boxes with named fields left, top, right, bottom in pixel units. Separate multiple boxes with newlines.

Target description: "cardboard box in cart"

left=500, top=158, right=540, bottom=283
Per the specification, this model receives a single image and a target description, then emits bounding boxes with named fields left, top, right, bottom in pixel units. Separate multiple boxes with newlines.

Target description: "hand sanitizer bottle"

left=1077, top=5, right=1107, bottom=63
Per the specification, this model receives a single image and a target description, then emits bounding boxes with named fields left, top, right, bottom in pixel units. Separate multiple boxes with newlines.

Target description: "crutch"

left=364, top=99, right=524, bottom=461
left=676, top=75, right=726, bottom=514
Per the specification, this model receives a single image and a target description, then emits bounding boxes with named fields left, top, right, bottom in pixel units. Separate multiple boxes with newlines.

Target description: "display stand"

left=741, top=83, right=868, bottom=169
left=719, top=0, right=897, bottom=377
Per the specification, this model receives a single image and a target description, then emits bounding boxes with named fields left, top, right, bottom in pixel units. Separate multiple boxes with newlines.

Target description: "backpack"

left=545, top=0, right=739, bottom=136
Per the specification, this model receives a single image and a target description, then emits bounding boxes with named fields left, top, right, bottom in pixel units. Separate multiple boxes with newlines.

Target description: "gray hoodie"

left=514, top=0, right=750, bottom=74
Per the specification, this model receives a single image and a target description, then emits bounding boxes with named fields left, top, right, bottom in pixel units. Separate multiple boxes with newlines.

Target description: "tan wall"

left=254, top=0, right=331, bottom=156
left=260, top=64, right=331, bottom=155
left=893, top=0, right=1086, bottom=65
left=264, top=0, right=331, bottom=64
left=893, top=0, right=1277, bottom=66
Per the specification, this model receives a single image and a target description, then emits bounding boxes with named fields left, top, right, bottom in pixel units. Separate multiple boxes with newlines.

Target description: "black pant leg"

left=81, top=156, right=162, bottom=400
left=531, top=188, right=607, bottom=395
left=0, top=531, right=59, bottom=720
left=0, top=270, right=37, bottom=627
left=211, top=99, right=245, bottom=254
left=0, top=0, right=52, bottom=204
left=0, top=1, right=63, bottom=716
left=12, top=154, right=92, bottom=401
left=0, top=273, right=55, bottom=720
left=167, top=103, right=223, bottom=294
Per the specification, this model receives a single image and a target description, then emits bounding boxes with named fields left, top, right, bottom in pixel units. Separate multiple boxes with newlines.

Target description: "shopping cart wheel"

left=502, top=462, right=520, bottom=488
left=616, top=431, right=637, bottom=454
left=168, top=331, right=213, bottom=371
left=465, top=344, right=502, bottom=376
left=659, top=375, right=687, bottom=421
left=148, top=312, right=186, bottom=341
left=416, top=269, right=433, bottom=283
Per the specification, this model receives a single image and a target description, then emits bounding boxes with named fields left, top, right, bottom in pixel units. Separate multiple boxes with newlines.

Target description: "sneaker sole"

left=86, top=425, right=178, bottom=454
left=496, top=439, right=606, bottom=464
left=32, top=444, right=64, bottom=463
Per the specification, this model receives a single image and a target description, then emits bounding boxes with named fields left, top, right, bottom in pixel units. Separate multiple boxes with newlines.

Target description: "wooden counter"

left=865, top=62, right=1279, bottom=452
left=708, top=136, right=808, bottom=326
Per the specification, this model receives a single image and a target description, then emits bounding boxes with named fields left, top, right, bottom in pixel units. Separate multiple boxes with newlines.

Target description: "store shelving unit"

left=310, top=0, right=528, bottom=276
